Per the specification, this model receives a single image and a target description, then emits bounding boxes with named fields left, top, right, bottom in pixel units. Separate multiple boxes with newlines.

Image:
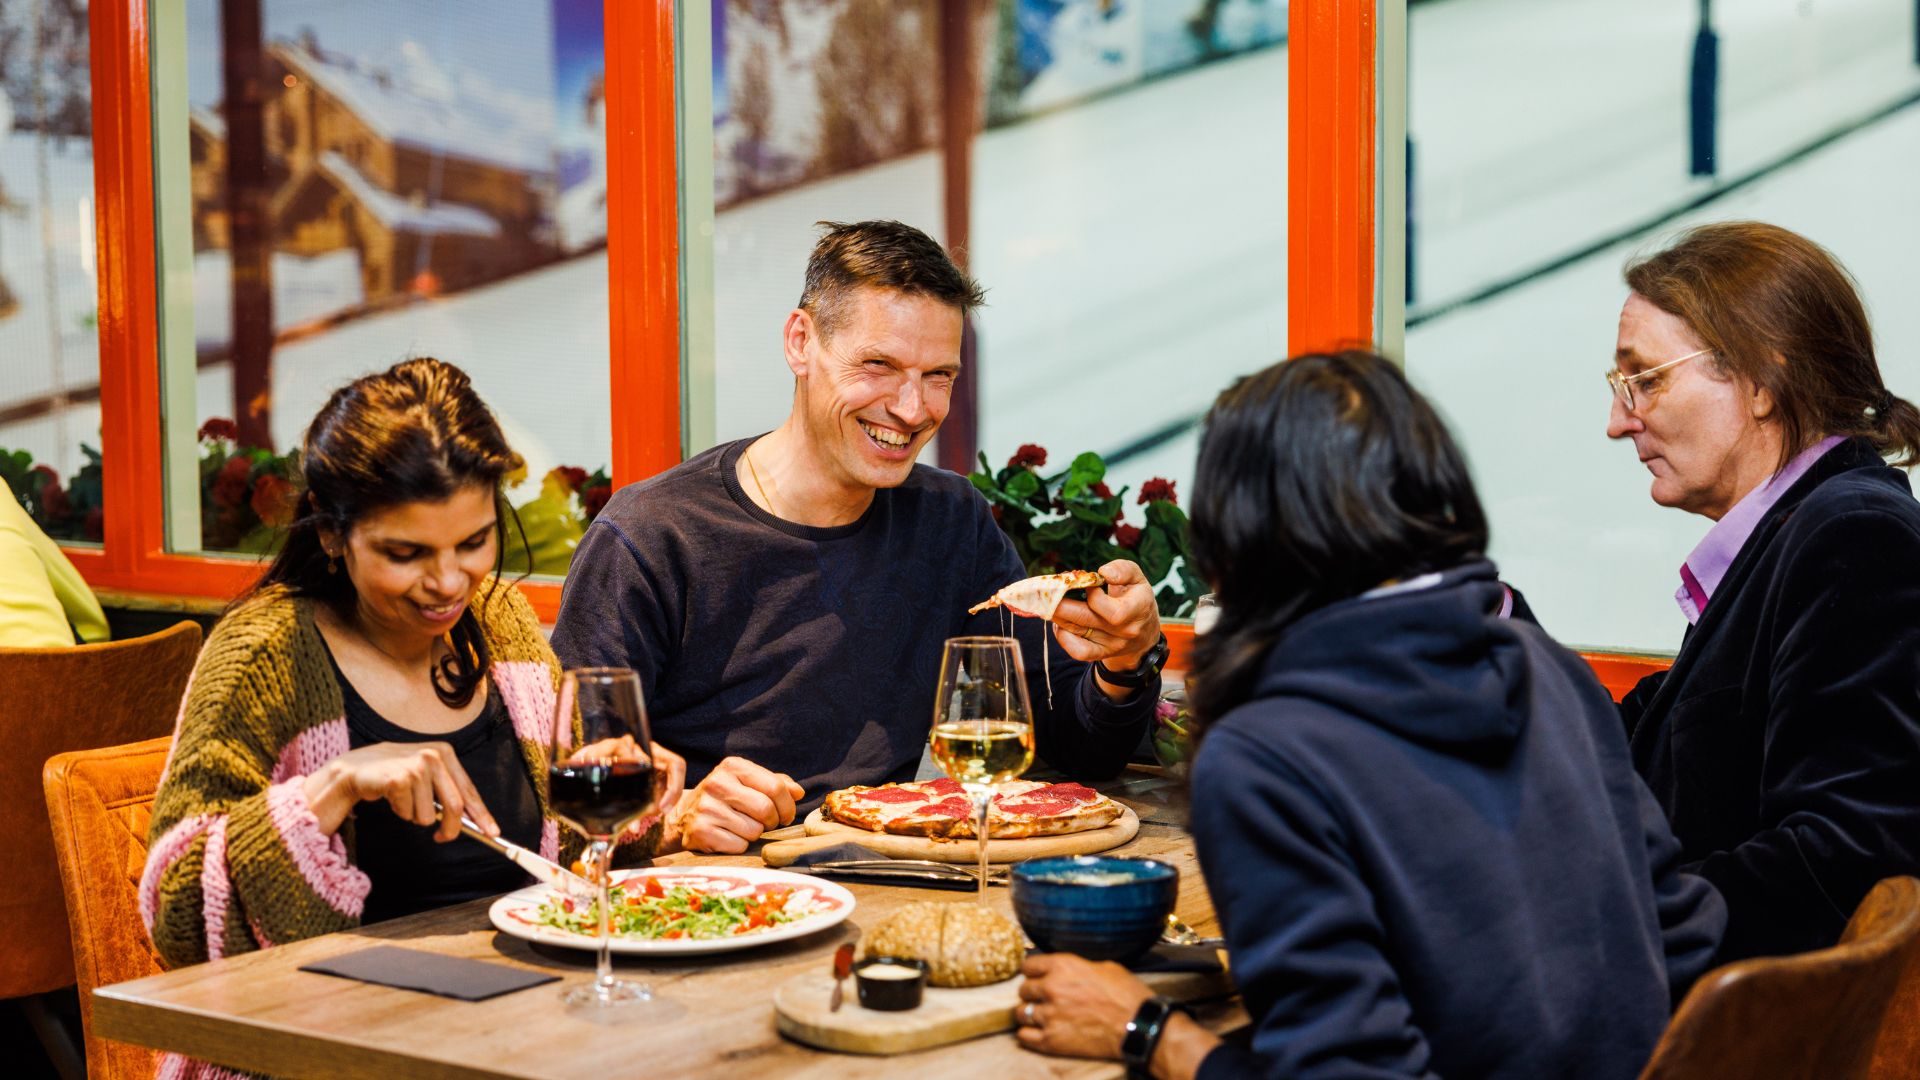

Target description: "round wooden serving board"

left=760, top=806, right=1140, bottom=867
left=773, top=964, right=1229, bottom=1055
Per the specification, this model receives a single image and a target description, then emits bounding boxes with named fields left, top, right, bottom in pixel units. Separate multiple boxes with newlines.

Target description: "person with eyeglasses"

left=1606, top=220, right=1920, bottom=963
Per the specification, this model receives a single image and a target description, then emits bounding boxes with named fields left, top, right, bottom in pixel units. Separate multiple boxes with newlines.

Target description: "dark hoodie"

left=1191, top=561, right=1725, bottom=1080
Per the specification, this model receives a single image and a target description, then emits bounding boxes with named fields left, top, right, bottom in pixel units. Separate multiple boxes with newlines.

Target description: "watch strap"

left=1099, top=633, right=1169, bottom=689
left=1121, top=994, right=1177, bottom=1078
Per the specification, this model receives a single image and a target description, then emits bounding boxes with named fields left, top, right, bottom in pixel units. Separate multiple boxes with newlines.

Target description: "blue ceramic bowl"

left=1010, top=856, right=1179, bottom=963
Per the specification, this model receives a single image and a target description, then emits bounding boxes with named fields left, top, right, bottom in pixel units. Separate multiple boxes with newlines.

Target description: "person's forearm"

left=1152, top=1013, right=1220, bottom=1080
left=301, top=760, right=356, bottom=836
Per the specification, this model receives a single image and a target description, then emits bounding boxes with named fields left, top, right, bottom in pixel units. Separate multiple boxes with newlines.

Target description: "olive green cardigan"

left=141, top=581, right=655, bottom=969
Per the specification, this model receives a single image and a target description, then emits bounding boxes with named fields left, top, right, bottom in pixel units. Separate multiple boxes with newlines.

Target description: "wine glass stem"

left=591, top=838, right=614, bottom=991
left=974, top=790, right=991, bottom=902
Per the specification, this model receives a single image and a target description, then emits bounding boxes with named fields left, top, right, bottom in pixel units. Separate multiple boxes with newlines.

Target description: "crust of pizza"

left=966, top=570, right=1107, bottom=620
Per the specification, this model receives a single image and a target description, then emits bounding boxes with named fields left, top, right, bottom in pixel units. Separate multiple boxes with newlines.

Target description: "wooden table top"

left=94, top=774, right=1242, bottom=1079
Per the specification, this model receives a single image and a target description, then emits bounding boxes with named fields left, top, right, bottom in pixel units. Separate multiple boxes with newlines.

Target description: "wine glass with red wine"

left=550, top=667, right=658, bottom=1006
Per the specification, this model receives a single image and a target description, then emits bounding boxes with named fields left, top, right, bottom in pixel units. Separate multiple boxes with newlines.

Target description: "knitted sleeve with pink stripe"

left=144, top=595, right=369, bottom=969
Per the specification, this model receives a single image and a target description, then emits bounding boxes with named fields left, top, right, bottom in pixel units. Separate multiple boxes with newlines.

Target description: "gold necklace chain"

left=744, top=445, right=778, bottom=517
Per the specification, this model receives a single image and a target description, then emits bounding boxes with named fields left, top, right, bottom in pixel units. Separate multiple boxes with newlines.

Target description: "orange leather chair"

left=1639, top=876, right=1920, bottom=1080
left=43, top=737, right=173, bottom=1080
left=0, top=623, right=200, bottom=1067
left=1870, top=944, right=1920, bottom=1080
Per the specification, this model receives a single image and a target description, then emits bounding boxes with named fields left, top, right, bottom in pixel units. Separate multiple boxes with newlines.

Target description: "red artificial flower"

left=582, top=483, right=613, bottom=521
left=550, top=465, right=590, bottom=493
left=1040, top=549, right=1065, bottom=569
left=212, top=456, right=253, bottom=510
left=990, top=504, right=1004, bottom=524
left=83, top=509, right=104, bottom=541
left=1112, top=523, right=1142, bottom=550
left=250, top=474, right=296, bottom=527
left=1138, top=478, right=1178, bottom=506
left=1007, top=444, right=1048, bottom=470
left=29, top=463, right=60, bottom=485
left=197, top=417, right=239, bottom=443
left=40, top=482, right=70, bottom=521
left=1089, top=481, right=1113, bottom=499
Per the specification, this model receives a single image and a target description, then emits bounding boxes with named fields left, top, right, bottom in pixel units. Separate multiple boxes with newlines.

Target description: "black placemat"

left=299, top=945, right=559, bottom=1002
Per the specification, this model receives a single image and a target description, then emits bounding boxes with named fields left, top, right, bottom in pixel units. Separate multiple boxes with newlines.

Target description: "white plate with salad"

left=488, top=866, right=856, bottom=956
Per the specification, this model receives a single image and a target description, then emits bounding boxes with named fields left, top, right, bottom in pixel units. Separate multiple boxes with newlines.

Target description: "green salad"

left=535, top=875, right=815, bottom=941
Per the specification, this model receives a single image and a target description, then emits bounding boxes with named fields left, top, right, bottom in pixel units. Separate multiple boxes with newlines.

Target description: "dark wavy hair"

left=1186, top=351, right=1490, bottom=728
left=243, top=357, right=526, bottom=708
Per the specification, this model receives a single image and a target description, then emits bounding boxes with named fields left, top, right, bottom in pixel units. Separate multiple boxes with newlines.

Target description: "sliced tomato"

left=642, top=876, right=665, bottom=899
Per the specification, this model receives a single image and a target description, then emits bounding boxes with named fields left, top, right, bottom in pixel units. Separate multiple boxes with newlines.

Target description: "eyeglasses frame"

left=1606, top=347, right=1712, bottom=411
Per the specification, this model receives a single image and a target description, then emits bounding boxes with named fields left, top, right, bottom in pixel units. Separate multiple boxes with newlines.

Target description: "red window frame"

left=76, top=0, right=1669, bottom=694
left=98, top=0, right=1668, bottom=684
left=77, top=0, right=684, bottom=620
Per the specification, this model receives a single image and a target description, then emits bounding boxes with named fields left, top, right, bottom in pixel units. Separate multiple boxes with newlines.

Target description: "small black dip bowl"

left=853, top=956, right=929, bottom=1011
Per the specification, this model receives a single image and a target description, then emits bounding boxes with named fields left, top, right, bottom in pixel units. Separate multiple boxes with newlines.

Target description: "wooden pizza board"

left=760, top=806, right=1140, bottom=867
left=773, top=964, right=1230, bottom=1055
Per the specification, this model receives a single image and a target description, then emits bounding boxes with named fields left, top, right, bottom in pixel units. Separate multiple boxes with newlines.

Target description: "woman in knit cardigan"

left=142, top=357, right=684, bottom=974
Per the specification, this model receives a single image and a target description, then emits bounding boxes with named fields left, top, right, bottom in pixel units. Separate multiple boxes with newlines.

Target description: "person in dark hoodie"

left=1014, top=351, right=1725, bottom=1080
left=1607, top=222, right=1920, bottom=963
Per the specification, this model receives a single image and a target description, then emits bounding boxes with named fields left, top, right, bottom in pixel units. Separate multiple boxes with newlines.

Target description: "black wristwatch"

left=1099, top=633, right=1169, bottom=690
left=1121, top=994, right=1178, bottom=1079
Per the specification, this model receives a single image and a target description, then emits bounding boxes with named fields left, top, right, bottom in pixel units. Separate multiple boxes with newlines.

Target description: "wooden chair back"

left=42, top=737, right=172, bottom=1080
left=1640, top=876, right=1920, bottom=1080
left=0, top=622, right=200, bottom=1000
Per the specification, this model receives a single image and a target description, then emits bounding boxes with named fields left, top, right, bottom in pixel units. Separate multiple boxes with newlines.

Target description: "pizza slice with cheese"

left=967, top=570, right=1107, bottom=621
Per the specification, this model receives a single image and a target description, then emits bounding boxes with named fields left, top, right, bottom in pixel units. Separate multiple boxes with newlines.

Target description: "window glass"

left=158, top=0, right=611, bottom=572
left=0, top=1, right=104, bottom=545
left=696, top=0, right=1287, bottom=618
left=1403, top=0, right=1920, bottom=651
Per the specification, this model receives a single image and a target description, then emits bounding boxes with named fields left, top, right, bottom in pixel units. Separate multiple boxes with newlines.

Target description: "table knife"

left=436, top=802, right=596, bottom=895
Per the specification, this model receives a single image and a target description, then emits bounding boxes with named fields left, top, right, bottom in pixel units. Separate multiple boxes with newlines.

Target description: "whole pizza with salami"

left=821, top=777, right=1125, bottom=839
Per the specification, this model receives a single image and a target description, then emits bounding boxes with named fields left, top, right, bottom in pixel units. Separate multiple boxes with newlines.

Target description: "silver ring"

left=1022, top=1001, right=1038, bottom=1026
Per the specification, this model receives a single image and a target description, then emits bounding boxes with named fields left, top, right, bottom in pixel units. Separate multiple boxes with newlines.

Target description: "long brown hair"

left=244, top=357, right=526, bottom=707
left=1625, top=221, right=1920, bottom=469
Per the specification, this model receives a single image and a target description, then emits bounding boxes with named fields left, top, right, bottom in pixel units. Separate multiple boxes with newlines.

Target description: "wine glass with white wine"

left=929, top=636, right=1035, bottom=900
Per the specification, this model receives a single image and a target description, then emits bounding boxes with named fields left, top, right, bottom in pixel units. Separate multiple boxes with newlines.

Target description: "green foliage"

left=501, top=465, right=614, bottom=576
left=970, top=446, right=1202, bottom=618
left=2, top=443, right=106, bottom=542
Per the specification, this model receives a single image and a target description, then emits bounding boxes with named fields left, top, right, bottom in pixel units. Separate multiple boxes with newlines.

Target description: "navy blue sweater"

left=550, top=439, right=1155, bottom=812
left=1191, top=562, right=1724, bottom=1080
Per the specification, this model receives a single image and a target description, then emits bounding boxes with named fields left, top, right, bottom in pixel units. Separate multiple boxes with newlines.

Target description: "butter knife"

left=436, top=802, right=596, bottom=895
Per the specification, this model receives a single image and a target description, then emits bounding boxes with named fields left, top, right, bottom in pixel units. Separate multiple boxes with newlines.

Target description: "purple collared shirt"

left=1675, top=435, right=1846, bottom=623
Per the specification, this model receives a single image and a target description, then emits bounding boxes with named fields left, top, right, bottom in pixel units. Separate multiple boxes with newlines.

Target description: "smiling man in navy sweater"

left=552, top=220, right=1164, bottom=854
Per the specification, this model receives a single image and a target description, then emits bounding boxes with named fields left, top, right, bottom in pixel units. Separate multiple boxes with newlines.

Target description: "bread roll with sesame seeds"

left=861, top=901, right=1025, bottom=987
